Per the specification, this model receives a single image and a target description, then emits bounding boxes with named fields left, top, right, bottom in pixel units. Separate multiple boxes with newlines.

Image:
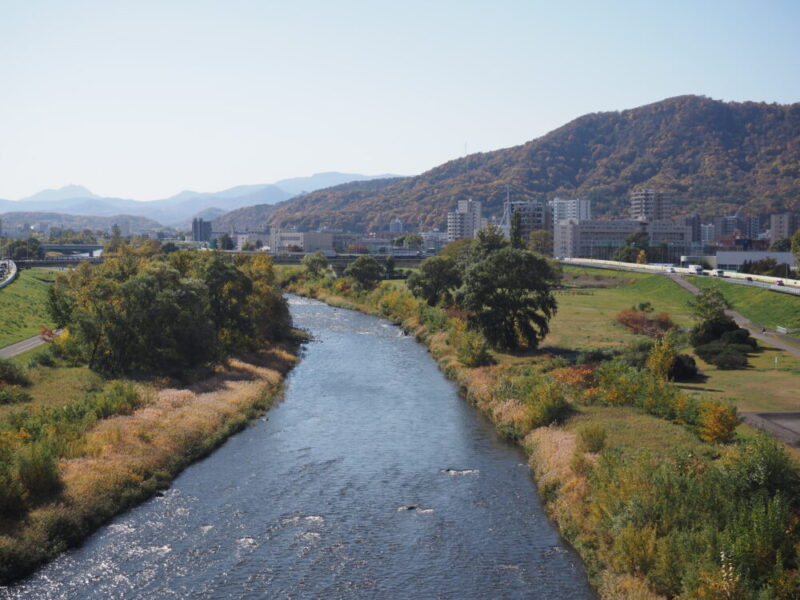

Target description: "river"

left=2, top=296, right=594, bottom=599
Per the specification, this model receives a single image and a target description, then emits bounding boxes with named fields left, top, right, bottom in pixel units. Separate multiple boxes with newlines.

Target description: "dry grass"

left=2, top=346, right=298, bottom=583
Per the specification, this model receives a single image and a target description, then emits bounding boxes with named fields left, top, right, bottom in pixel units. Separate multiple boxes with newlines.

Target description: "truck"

left=688, top=264, right=704, bottom=275
left=711, top=269, right=725, bottom=277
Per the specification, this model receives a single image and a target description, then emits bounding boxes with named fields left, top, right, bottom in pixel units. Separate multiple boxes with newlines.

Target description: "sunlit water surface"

left=2, top=296, right=594, bottom=599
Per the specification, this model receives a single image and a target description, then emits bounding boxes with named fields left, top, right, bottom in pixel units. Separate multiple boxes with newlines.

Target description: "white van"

left=711, top=269, right=725, bottom=277
left=688, top=265, right=704, bottom=275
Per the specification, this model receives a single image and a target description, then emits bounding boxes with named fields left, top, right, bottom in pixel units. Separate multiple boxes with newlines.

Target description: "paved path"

left=668, top=274, right=800, bottom=358
left=0, top=334, right=46, bottom=360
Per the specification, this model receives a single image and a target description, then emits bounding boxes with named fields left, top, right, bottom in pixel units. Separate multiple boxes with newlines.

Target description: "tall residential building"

left=550, top=197, right=591, bottom=222
left=630, top=189, right=673, bottom=220
left=769, top=212, right=800, bottom=244
left=447, top=199, right=483, bottom=242
left=389, top=218, right=405, bottom=234
left=500, top=199, right=548, bottom=240
left=192, top=218, right=213, bottom=242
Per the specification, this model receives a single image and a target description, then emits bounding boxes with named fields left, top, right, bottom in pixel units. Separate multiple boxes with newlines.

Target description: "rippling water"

left=2, top=296, right=595, bottom=599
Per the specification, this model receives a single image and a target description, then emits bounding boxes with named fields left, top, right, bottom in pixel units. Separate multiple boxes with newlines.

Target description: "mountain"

left=3, top=172, right=399, bottom=227
left=273, top=172, right=401, bottom=197
left=0, top=212, right=162, bottom=232
left=219, top=96, right=799, bottom=232
left=20, top=185, right=98, bottom=203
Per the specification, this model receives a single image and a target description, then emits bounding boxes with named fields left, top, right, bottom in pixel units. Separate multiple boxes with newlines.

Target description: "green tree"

left=302, top=251, right=330, bottom=278
left=218, top=233, right=235, bottom=251
left=456, top=248, right=558, bottom=349
left=791, top=229, right=800, bottom=258
left=769, top=238, right=791, bottom=252
left=689, top=288, right=732, bottom=322
left=612, top=231, right=649, bottom=263
left=384, top=255, right=395, bottom=278
left=510, top=210, right=524, bottom=249
left=528, top=229, right=553, bottom=255
left=6, top=238, right=44, bottom=261
left=344, top=255, right=384, bottom=288
left=407, top=256, right=461, bottom=306
left=473, top=225, right=509, bottom=259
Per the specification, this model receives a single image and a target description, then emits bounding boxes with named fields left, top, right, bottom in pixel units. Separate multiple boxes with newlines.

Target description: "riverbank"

left=0, top=344, right=299, bottom=584
left=284, top=273, right=800, bottom=599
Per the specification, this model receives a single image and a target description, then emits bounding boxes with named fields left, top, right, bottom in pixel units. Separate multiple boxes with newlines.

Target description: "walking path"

left=668, top=274, right=800, bottom=358
left=0, top=334, right=47, bottom=360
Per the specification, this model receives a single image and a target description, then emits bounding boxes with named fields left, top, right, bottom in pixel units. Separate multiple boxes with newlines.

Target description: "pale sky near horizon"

left=1, top=0, right=798, bottom=201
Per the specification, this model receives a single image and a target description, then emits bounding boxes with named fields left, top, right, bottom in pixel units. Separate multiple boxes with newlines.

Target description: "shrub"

left=710, top=348, right=748, bottom=370
left=698, top=400, right=739, bottom=443
left=527, top=382, right=570, bottom=428
left=14, top=440, right=63, bottom=501
left=669, top=353, right=698, bottom=380
left=615, top=309, right=675, bottom=337
left=0, top=359, right=31, bottom=387
left=690, top=316, right=740, bottom=347
left=27, top=349, right=56, bottom=368
left=577, top=424, right=607, bottom=453
left=456, top=331, right=494, bottom=367
left=0, top=386, right=33, bottom=406
left=720, top=327, right=757, bottom=349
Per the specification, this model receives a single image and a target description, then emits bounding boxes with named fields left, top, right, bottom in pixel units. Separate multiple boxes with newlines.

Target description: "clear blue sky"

left=1, top=0, right=798, bottom=201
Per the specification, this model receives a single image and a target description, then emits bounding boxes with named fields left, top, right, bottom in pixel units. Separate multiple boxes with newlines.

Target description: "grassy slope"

left=689, top=276, right=800, bottom=329
left=524, top=266, right=800, bottom=412
left=0, top=268, right=59, bottom=347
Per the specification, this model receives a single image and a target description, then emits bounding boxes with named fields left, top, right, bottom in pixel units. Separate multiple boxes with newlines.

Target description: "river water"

left=2, top=296, right=594, bottom=599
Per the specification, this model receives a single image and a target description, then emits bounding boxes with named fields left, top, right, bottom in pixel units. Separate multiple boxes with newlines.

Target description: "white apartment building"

left=447, top=199, right=484, bottom=242
left=551, top=198, right=591, bottom=222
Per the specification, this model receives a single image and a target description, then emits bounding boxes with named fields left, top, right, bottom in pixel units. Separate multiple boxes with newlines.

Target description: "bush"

left=0, top=386, right=33, bottom=406
left=668, top=353, right=698, bottom=380
left=690, top=316, right=740, bottom=347
left=720, top=327, right=757, bottom=349
left=0, top=359, right=31, bottom=387
left=527, top=382, right=571, bottom=428
left=14, top=440, right=63, bottom=501
left=697, top=400, right=739, bottom=443
left=615, top=309, right=675, bottom=337
left=577, top=424, right=607, bottom=453
left=712, top=348, right=749, bottom=370
left=456, top=331, right=494, bottom=367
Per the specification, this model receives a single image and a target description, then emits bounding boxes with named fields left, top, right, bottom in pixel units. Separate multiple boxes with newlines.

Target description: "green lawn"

left=0, top=268, right=60, bottom=347
left=542, top=268, right=695, bottom=352
left=689, top=276, right=800, bottom=329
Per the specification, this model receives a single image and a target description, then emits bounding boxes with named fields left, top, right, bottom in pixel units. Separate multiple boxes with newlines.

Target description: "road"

left=0, top=334, right=47, bottom=360
left=668, top=274, right=800, bottom=358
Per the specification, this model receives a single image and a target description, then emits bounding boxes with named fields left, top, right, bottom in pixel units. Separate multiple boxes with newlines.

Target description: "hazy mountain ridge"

left=1, top=172, right=401, bottom=227
left=235, top=95, right=800, bottom=232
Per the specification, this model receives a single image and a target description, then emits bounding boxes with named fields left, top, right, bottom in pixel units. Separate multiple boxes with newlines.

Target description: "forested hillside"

left=218, top=95, right=800, bottom=232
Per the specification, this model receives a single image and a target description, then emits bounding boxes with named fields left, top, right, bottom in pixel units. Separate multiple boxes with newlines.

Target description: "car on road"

left=776, top=280, right=785, bottom=286
left=666, top=266, right=676, bottom=273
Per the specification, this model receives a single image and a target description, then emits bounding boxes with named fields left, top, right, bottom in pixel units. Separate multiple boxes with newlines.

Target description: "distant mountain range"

left=216, top=95, right=800, bottom=232
left=0, top=212, right=162, bottom=233
left=0, top=172, right=399, bottom=229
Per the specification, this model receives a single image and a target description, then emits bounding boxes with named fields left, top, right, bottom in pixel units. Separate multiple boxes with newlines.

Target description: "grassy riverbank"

left=0, top=268, right=59, bottom=347
left=0, top=345, right=298, bottom=584
left=284, top=267, right=800, bottom=599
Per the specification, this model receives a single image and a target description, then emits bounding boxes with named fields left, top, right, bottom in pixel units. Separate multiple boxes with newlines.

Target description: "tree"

left=218, top=233, right=235, bottom=251
left=456, top=248, right=558, bottom=350
left=791, top=230, right=800, bottom=258
left=344, top=255, right=384, bottom=288
left=5, top=238, right=44, bottom=261
left=528, top=229, right=553, bottom=255
left=407, top=256, right=461, bottom=306
left=612, top=232, right=649, bottom=263
left=473, top=225, right=509, bottom=259
left=384, top=255, right=395, bottom=278
left=302, top=251, right=330, bottom=278
left=769, top=238, right=791, bottom=252
left=510, top=210, right=524, bottom=249
left=689, top=289, right=732, bottom=322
